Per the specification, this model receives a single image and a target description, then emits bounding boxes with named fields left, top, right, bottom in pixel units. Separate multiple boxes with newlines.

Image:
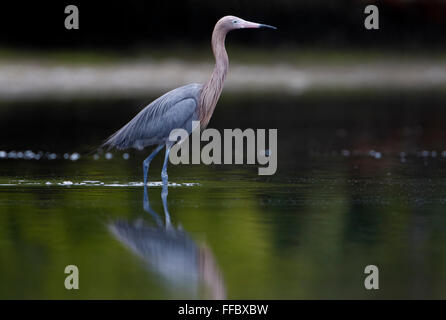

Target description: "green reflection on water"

left=1, top=156, right=446, bottom=299
left=1, top=89, right=446, bottom=299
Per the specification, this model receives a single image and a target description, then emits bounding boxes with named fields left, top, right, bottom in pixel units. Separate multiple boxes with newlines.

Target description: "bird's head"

left=217, top=15, right=276, bottom=32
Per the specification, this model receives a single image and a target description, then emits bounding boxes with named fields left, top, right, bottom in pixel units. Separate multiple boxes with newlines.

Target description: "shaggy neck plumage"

left=198, top=23, right=229, bottom=129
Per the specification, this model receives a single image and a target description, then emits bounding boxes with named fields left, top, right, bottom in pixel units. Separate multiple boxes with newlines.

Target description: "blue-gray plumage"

left=103, top=83, right=202, bottom=150
left=102, top=16, right=276, bottom=184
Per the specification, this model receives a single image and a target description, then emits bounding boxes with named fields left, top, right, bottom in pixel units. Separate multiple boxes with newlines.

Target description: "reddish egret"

left=103, top=16, right=276, bottom=184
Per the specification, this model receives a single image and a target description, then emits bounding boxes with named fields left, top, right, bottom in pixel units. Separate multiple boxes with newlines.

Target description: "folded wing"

left=103, top=83, right=202, bottom=150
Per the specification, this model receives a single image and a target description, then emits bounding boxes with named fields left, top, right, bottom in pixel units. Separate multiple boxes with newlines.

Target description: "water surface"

left=1, top=89, right=446, bottom=299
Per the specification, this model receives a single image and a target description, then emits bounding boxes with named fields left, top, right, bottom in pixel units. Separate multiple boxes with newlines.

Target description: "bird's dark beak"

left=241, top=20, right=277, bottom=30
left=258, top=23, right=277, bottom=30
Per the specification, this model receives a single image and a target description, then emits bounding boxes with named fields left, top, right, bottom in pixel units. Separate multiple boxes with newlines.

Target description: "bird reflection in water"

left=109, top=184, right=226, bottom=299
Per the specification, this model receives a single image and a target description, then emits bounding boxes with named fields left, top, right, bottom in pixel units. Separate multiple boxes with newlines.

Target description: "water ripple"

left=0, top=180, right=199, bottom=187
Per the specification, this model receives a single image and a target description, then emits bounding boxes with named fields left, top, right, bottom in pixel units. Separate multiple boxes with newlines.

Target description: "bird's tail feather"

left=100, top=127, right=129, bottom=151
left=81, top=131, right=124, bottom=159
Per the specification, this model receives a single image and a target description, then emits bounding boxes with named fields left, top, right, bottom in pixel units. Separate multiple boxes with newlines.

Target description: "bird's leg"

left=143, top=184, right=163, bottom=227
left=143, top=144, right=164, bottom=185
left=161, top=144, right=172, bottom=184
left=161, top=182, right=172, bottom=230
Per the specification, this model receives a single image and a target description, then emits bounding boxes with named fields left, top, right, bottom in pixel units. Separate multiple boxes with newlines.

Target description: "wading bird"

left=102, top=16, right=276, bottom=184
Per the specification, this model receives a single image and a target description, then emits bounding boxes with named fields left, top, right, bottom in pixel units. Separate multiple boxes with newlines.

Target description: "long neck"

left=198, top=25, right=229, bottom=129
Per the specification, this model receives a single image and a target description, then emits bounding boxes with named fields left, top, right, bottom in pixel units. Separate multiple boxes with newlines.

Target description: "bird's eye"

left=233, top=20, right=238, bottom=24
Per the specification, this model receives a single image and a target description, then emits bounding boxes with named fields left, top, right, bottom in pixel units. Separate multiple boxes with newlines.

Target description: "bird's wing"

left=103, top=84, right=202, bottom=150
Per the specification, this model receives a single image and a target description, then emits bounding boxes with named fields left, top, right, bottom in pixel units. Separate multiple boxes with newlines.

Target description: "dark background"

left=1, top=0, right=445, bottom=51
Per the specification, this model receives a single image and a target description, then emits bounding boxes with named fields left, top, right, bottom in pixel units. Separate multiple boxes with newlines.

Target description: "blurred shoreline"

left=1, top=48, right=446, bottom=101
